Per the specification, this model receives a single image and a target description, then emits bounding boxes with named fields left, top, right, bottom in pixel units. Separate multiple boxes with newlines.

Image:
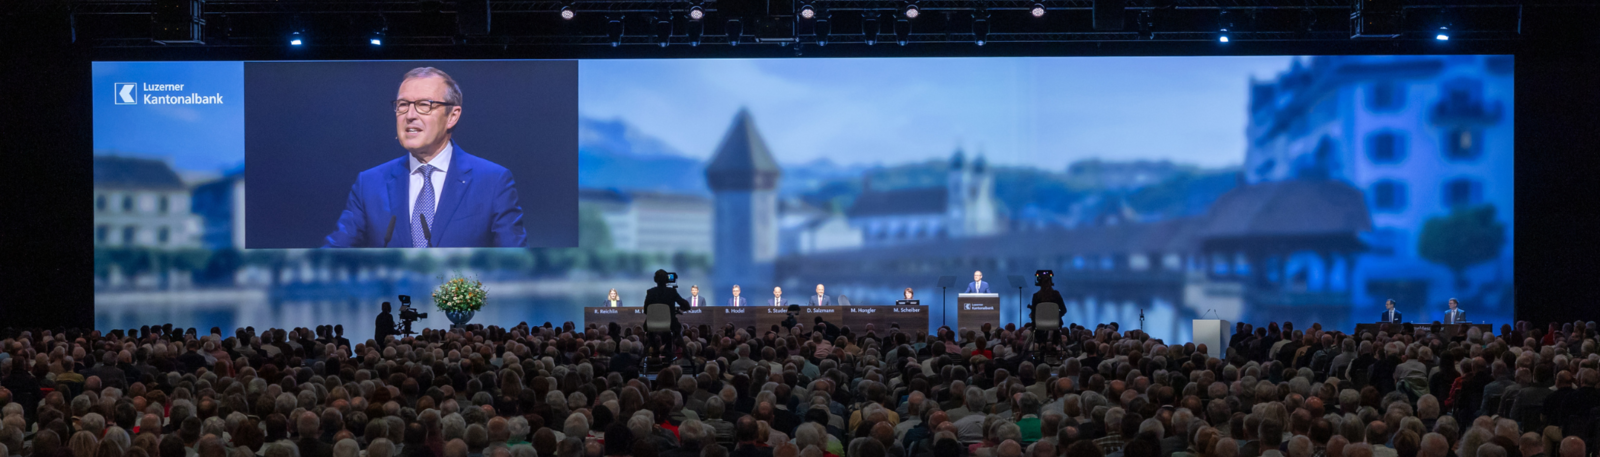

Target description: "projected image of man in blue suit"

left=324, top=67, right=527, bottom=248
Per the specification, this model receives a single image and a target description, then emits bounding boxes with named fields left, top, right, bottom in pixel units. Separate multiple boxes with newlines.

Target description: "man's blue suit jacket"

left=964, top=281, right=991, bottom=293
left=324, top=144, right=527, bottom=248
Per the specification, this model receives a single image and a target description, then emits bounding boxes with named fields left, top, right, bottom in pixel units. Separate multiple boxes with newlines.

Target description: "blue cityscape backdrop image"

left=92, top=56, right=1514, bottom=344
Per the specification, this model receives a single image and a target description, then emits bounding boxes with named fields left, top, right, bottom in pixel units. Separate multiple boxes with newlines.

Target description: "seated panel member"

left=769, top=287, right=785, bottom=307
left=728, top=285, right=747, bottom=307
left=964, top=270, right=991, bottom=293
left=1443, top=298, right=1466, bottom=324
left=604, top=288, right=621, bottom=308
left=1381, top=299, right=1402, bottom=324
left=688, top=285, right=704, bottom=308
left=898, top=287, right=920, bottom=306
left=323, top=66, right=527, bottom=248
left=809, top=284, right=831, bottom=306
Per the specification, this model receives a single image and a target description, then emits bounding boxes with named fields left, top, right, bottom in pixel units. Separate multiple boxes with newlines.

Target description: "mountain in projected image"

left=578, top=117, right=709, bottom=195
left=579, top=116, right=880, bottom=197
left=579, top=115, right=1236, bottom=225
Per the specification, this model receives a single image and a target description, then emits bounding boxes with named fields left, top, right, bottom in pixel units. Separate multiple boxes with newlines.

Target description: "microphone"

left=419, top=214, right=432, bottom=248
left=383, top=216, right=397, bottom=247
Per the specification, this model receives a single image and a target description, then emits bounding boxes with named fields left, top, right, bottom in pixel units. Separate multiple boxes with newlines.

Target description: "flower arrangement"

left=433, top=275, right=487, bottom=313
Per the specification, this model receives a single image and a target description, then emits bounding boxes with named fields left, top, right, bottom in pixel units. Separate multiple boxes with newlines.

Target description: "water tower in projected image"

left=706, top=109, right=783, bottom=301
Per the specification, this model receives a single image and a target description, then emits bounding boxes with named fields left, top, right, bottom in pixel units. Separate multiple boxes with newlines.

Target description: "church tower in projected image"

left=706, top=109, right=783, bottom=301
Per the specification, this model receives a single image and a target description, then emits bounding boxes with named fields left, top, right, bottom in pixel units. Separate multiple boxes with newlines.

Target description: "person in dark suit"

left=3, top=358, right=42, bottom=424
left=374, top=302, right=397, bottom=348
left=176, top=340, right=211, bottom=374
left=1381, top=299, right=1403, bottom=324
left=1029, top=273, right=1066, bottom=359
left=688, top=285, right=705, bottom=308
left=604, top=288, right=622, bottom=308
left=323, top=66, right=526, bottom=248
left=295, top=412, right=334, bottom=457
left=768, top=287, right=785, bottom=307
left=644, top=269, right=692, bottom=360
left=1028, top=275, right=1065, bottom=324
left=965, top=270, right=992, bottom=293
left=332, top=325, right=353, bottom=358
left=815, top=316, right=840, bottom=340
left=728, top=285, right=748, bottom=307
left=808, top=284, right=831, bottom=306
left=730, top=416, right=773, bottom=457
left=1444, top=298, right=1467, bottom=324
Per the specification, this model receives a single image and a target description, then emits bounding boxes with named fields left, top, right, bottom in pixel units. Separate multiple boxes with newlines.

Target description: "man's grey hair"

left=627, top=413, right=655, bottom=442
left=678, top=420, right=708, bottom=447
left=334, top=439, right=360, bottom=457
left=1287, top=436, right=1313, bottom=457
left=795, top=423, right=828, bottom=451
left=1138, top=418, right=1165, bottom=439
left=508, top=416, right=530, bottom=441
left=563, top=412, right=590, bottom=439
left=403, top=67, right=463, bottom=106
left=369, top=439, right=396, bottom=457
left=265, top=440, right=301, bottom=457
left=442, top=413, right=468, bottom=441
left=965, top=386, right=988, bottom=412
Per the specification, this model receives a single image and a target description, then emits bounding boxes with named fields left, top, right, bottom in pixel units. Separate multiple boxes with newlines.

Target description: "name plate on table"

left=584, top=305, right=929, bottom=335
left=587, top=307, right=646, bottom=329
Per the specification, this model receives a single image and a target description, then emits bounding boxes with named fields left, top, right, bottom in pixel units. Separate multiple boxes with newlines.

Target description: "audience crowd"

left=0, top=318, right=1596, bottom=457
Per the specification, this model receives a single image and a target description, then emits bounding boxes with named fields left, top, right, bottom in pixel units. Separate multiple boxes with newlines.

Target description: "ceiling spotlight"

left=862, top=13, right=879, bottom=45
left=655, top=11, right=672, bottom=47
left=1031, top=4, right=1046, bottom=18
left=726, top=18, right=742, bottom=46
left=800, top=4, right=815, bottom=19
left=895, top=17, right=910, bottom=45
left=1217, top=9, right=1233, bottom=43
left=1137, top=11, right=1153, bottom=39
left=687, top=17, right=703, bottom=45
left=1435, top=26, right=1450, bottom=41
left=288, top=31, right=303, bottom=46
left=369, top=37, right=382, bottom=45
left=815, top=11, right=831, bottom=46
left=972, top=13, right=988, bottom=46
left=904, top=4, right=919, bottom=19
left=560, top=6, right=575, bottom=20
left=688, top=6, right=704, bottom=20
left=607, top=17, right=623, bottom=47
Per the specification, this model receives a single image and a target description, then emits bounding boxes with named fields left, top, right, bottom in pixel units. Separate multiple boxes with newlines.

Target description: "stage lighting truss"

left=70, top=0, right=1532, bottom=48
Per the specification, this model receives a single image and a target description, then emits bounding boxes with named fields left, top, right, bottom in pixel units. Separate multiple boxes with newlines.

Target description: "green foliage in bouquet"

left=433, top=275, right=487, bottom=313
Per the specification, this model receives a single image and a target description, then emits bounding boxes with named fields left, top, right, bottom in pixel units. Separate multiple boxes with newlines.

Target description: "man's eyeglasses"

left=394, top=99, right=455, bottom=115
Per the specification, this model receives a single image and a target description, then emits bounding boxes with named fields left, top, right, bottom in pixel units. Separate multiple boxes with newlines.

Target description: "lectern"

left=956, top=293, right=1001, bottom=331
left=1192, top=319, right=1231, bottom=359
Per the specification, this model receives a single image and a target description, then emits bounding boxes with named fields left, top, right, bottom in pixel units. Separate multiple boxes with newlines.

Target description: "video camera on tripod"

left=397, top=294, right=427, bottom=335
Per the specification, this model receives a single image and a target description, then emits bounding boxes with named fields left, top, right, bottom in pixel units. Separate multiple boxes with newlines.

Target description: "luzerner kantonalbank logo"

left=113, top=82, right=224, bottom=105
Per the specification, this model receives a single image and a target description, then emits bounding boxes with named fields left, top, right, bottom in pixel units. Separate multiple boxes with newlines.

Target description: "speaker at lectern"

left=956, top=293, right=1001, bottom=331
